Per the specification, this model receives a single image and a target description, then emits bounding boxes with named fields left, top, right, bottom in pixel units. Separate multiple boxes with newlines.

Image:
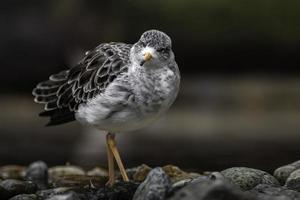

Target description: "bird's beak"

left=143, top=52, right=153, bottom=62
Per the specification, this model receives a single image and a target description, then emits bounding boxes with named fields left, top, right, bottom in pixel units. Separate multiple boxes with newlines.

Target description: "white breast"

left=76, top=64, right=180, bottom=133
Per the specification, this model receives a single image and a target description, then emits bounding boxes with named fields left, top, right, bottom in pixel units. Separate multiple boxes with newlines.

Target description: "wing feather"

left=32, top=42, right=132, bottom=126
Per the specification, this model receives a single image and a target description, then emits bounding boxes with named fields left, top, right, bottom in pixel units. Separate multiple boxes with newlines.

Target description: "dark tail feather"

left=39, top=108, right=75, bottom=126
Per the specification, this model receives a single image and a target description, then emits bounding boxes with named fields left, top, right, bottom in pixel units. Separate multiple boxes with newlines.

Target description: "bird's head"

left=130, top=30, right=174, bottom=68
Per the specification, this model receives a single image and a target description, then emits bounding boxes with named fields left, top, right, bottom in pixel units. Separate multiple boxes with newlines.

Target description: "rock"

left=0, top=179, right=37, bottom=198
left=49, top=166, right=85, bottom=180
left=9, top=194, right=38, bottom=200
left=121, top=164, right=152, bottom=183
left=45, top=192, right=80, bottom=200
left=171, top=179, right=194, bottom=192
left=162, top=165, right=200, bottom=184
left=221, top=167, right=280, bottom=190
left=0, top=165, right=26, bottom=180
left=36, top=187, right=73, bottom=199
left=285, top=169, right=300, bottom=192
left=249, top=184, right=300, bottom=200
left=87, top=167, right=108, bottom=177
left=171, top=170, right=206, bottom=192
left=51, top=175, right=107, bottom=188
left=133, top=167, right=171, bottom=200
left=25, top=161, right=48, bottom=189
left=169, top=177, right=255, bottom=200
left=132, top=164, right=152, bottom=182
left=274, top=160, right=300, bottom=185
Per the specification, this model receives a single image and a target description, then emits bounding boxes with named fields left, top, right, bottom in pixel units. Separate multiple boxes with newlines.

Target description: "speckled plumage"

left=33, top=30, right=180, bottom=132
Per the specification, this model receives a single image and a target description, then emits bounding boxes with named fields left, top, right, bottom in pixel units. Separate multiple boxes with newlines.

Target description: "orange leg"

left=105, top=133, right=115, bottom=186
left=106, top=132, right=129, bottom=182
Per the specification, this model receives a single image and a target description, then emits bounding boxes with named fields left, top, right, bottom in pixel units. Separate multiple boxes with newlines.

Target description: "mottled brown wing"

left=32, top=42, right=132, bottom=126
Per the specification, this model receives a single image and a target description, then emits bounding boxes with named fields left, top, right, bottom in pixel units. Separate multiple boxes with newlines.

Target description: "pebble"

left=162, top=165, right=200, bottom=184
left=169, top=177, right=255, bottom=200
left=274, top=160, right=300, bottom=185
left=49, top=166, right=85, bottom=180
left=51, top=175, right=107, bottom=188
left=86, top=167, right=108, bottom=177
left=121, top=164, right=152, bottom=182
left=132, top=164, right=152, bottom=182
left=133, top=167, right=171, bottom=200
left=0, top=166, right=26, bottom=180
left=45, top=192, right=80, bottom=200
left=285, top=169, right=300, bottom=192
left=0, top=179, right=37, bottom=198
left=25, top=161, right=48, bottom=189
left=221, top=167, right=280, bottom=190
left=9, top=194, right=38, bottom=200
left=36, top=187, right=72, bottom=199
left=249, top=184, right=300, bottom=200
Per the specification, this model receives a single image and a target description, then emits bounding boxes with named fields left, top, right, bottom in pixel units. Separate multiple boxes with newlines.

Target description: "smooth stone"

left=0, top=179, right=37, bottom=198
left=121, top=164, right=152, bottom=182
left=25, top=161, right=48, bottom=189
left=274, top=160, right=300, bottom=185
left=221, top=167, right=280, bottom=190
left=45, top=192, right=80, bottom=200
left=36, top=187, right=72, bottom=199
left=0, top=166, right=26, bottom=180
left=285, top=169, right=300, bottom=192
left=86, top=167, right=108, bottom=177
left=171, top=172, right=208, bottom=192
left=133, top=167, right=171, bottom=200
left=132, top=164, right=152, bottom=182
left=49, top=166, right=85, bottom=180
left=171, top=178, right=194, bottom=192
left=162, top=165, right=200, bottom=184
left=9, top=194, right=38, bottom=200
left=249, top=184, right=300, bottom=200
left=50, top=175, right=107, bottom=188
left=169, top=177, right=255, bottom=200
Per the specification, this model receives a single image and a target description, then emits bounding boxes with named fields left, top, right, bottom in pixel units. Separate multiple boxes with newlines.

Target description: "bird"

left=32, top=29, right=180, bottom=186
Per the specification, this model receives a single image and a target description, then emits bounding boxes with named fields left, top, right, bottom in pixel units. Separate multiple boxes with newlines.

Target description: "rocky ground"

left=0, top=160, right=300, bottom=200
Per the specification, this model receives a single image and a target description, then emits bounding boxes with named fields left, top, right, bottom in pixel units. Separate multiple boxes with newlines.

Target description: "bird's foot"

left=105, top=179, right=115, bottom=187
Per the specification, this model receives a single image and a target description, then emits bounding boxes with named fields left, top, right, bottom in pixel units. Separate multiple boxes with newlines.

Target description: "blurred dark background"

left=0, top=0, right=300, bottom=173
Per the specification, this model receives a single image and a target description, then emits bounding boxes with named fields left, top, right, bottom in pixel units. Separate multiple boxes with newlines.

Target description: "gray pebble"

left=25, top=161, right=48, bottom=189
left=0, top=179, right=37, bottom=198
left=36, top=187, right=72, bottom=199
left=221, top=167, right=279, bottom=190
left=285, top=169, right=300, bottom=192
left=0, top=166, right=26, bottom=180
left=169, top=177, right=255, bottom=200
left=45, top=192, right=80, bottom=200
left=274, top=160, right=300, bottom=185
left=9, top=194, right=38, bottom=200
left=249, top=184, right=300, bottom=200
left=133, top=167, right=171, bottom=200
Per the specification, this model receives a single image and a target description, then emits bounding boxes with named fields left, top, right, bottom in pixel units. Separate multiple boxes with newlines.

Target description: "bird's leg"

left=106, top=132, right=129, bottom=182
left=106, top=132, right=115, bottom=186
